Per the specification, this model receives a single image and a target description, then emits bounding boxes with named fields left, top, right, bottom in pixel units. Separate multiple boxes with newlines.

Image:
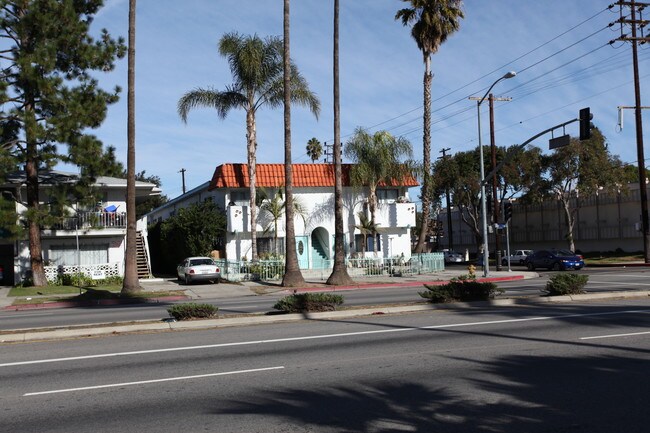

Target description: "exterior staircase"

left=311, top=239, right=329, bottom=269
left=136, top=231, right=152, bottom=279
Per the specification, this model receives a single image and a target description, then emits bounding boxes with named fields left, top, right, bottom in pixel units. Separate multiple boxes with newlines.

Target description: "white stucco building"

left=145, top=163, right=418, bottom=269
left=0, top=171, right=161, bottom=284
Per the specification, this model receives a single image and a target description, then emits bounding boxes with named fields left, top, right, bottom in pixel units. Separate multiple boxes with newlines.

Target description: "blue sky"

left=88, top=0, right=649, bottom=200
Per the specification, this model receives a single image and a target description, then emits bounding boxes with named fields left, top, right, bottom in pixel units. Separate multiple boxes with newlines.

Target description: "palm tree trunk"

left=246, top=109, right=258, bottom=262
left=122, top=0, right=141, bottom=293
left=282, top=0, right=305, bottom=287
left=368, top=187, right=379, bottom=256
left=414, top=57, right=433, bottom=253
left=327, top=0, right=353, bottom=286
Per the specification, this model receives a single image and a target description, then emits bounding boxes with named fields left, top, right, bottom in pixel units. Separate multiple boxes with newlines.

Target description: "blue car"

left=525, top=249, right=584, bottom=271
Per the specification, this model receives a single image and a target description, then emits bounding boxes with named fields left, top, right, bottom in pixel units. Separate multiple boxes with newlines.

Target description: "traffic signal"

left=504, top=201, right=513, bottom=222
left=579, top=107, right=593, bottom=141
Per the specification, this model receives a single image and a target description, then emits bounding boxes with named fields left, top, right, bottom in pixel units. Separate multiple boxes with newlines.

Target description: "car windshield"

left=555, top=249, right=575, bottom=256
left=190, top=258, right=214, bottom=266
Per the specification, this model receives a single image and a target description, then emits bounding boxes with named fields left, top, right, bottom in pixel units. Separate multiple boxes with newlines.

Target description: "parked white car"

left=441, top=249, right=464, bottom=264
left=177, top=257, right=220, bottom=285
left=502, top=250, right=533, bottom=265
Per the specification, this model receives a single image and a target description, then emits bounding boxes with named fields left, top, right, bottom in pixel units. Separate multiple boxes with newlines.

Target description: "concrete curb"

left=281, top=275, right=526, bottom=294
left=2, top=289, right=649, bottom=344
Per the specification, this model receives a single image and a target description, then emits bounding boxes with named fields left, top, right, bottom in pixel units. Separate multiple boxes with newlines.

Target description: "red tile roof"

left=209, top=163, right=418, bottom=189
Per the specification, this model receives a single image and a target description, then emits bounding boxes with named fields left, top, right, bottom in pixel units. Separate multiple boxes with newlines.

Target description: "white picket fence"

left=214, top=253, right=444, bottom=282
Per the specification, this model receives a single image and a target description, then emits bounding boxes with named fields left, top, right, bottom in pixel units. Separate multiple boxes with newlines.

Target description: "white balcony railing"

left=51, top=211, right=127, bottom=230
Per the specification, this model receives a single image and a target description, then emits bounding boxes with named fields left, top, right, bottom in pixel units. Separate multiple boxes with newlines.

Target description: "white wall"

left=224, top=187, right=415, bottom=262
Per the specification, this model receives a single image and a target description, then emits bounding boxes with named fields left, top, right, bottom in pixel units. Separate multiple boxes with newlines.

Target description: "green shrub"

left=543, top=273, right=589, bottom=296
left=420, top=277, right=503, bottom=303
left=61, top=273, right=93, bottom=287
left=167, top=303, right=218, bottom=320
left=419, top=284, right=455, bottom=303
left=51, top=273, right=123, bottom=287
left=273, top=292, right=344, bottom=313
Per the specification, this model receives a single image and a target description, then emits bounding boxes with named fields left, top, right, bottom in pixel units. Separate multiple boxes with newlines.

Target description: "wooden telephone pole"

left=469, top=93, right=512, bottom=269
left=611, top=0, right=650, bottom=262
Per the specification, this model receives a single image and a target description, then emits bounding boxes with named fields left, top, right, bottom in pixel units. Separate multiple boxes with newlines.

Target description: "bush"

left=543, top=273, right=589, bottom=296
left=52, top=273, right=124, bottom=287
left=273, top=292, right=344, bottom=313
left=167, top=303, right=218, bottom=320
left=420, top=276, right=503, bottom=303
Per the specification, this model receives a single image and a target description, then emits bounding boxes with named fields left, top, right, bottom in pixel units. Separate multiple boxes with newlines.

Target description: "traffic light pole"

left=482, top=115, right=586, bottom=186
left=505, top=221, right=512, bottom=272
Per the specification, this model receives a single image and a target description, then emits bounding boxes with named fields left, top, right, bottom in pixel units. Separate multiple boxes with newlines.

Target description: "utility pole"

left=179, top=168, right=186, bottom=194
left=323, top=141, right=333, bottom=163
left=611, top=0, right=650, bottom=263
left=490, top=93, right=511, bottom=270
left=438, top=147, right=453, bottom=250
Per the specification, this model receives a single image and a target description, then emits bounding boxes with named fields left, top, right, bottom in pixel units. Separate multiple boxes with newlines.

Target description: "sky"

left=86, top=0, right=650, bottom=201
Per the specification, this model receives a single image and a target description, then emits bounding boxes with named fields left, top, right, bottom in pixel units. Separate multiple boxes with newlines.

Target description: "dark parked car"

left=524, top=249, right=584, bottom=271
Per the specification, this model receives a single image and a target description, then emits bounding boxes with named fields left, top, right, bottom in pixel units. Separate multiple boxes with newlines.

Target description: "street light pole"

left=474, top=71, right=515, bottom=277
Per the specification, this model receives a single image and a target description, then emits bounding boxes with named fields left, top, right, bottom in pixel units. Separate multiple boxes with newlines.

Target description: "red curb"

left=3, top=295, right=188, bottom=311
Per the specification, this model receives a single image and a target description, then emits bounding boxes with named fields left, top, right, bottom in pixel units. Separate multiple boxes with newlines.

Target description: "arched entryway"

left=310, top=227, right=330, bottom=269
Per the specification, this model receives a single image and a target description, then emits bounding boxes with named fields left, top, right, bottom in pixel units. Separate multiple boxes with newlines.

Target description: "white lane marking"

left=587, top=281, right=650, bottom=287
left=2, top=309, right=649, bottom=368
left=580, top=331, right=650, bottom=340
left=23, top=366, right=284, bottom=396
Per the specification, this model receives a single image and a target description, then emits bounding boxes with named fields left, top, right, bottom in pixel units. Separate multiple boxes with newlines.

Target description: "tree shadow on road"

left=212, top=351, right=650, bottom=432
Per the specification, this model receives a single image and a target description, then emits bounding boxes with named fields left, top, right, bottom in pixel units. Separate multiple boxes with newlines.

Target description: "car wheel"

left=552, top=262, right=561, bottom=271
left=502, top=259, right=507, bottom=266
left=527, top=262, right=535, bottom=271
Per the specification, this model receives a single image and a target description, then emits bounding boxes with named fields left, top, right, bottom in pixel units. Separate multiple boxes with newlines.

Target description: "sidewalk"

left=0, top=268, right=530, bottom=310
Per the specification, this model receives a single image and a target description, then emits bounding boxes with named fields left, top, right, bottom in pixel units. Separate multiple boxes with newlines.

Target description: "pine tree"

left=0, top=0, right=126, bottom=286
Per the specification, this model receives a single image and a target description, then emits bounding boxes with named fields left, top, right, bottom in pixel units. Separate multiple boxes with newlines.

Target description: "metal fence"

left=215, top=253, right=444, bottom=282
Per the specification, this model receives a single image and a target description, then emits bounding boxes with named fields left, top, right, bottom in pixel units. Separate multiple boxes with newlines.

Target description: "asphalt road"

left=2, top=298, right=649, bottom=432
left=1, top=267, right=649, bottom=331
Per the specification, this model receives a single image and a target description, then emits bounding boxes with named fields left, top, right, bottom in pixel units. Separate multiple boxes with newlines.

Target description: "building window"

left=257, top=237, right=285, bottom=257
left=354, top=234, right=381, bottom=253
left=231, top=191, right=250, bottom=206
left=377, top=189, right=398, bottom=202
left=48, top=244, right=109, bottom=266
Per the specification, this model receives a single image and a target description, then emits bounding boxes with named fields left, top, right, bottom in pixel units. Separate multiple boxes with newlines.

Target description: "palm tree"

left=327, top=0, right=354, bottom=285
left=306, top=137, right=323, bottom=163
left=395, top=0, right=464, bottom=253
left=281, top=0, right=306, bottom=287
left=345, top=128, right=414, bottom=227
left=122, top=0, right=141, bottom=294
left=178, top=32, right=319, bottom=262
